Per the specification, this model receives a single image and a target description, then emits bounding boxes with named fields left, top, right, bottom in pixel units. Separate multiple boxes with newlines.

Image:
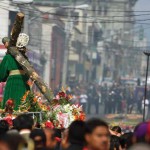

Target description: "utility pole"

left=23, top=5, right=29, bottom=34
left=62, top=0, right=72, bottom=87
left=89, top=0, right=96, bottom=82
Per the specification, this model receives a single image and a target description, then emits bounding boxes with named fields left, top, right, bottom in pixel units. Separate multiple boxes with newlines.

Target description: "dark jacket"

left=65, top=144, right=84, bottom=150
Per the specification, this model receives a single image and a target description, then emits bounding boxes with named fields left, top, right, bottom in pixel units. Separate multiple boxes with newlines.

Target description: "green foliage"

left=19, top=91, right=42, bottom=112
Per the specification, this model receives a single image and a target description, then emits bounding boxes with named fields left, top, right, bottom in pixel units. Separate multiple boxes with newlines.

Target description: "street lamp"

left=143, top=50, right=150, bottom=122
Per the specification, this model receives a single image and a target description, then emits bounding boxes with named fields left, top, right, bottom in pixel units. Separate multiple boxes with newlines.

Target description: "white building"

left=0, top=0, right=10, bottom=44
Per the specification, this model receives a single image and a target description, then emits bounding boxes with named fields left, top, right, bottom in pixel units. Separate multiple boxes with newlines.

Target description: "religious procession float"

left=0, top=12, right=85, bottom=129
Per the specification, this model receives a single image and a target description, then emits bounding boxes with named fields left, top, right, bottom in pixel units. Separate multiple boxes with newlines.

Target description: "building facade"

left=92, top=0, right=138, bottom=82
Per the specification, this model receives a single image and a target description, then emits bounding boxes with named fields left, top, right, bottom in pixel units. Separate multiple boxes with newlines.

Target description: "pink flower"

left=55, top=95, right=60, bottom=100
left=57, top=113, right=69, bottom=128
left=53, top=104, right=61, bottom=110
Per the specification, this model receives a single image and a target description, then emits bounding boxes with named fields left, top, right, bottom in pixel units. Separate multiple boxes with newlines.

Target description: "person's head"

left=44, top=128, right=57, bottom=149
left=85, top=118, right=110, bottom=150
left=0, top=120, right=9, bottom=135
left=111, top=126, right=122, bottom=137
left=133, top=122, right=150, bottom=144
left=0, top=132, right=26, bottom=150
left=5, top=132, right=26, bottom=150
left=61, top=129, right=69, bottom=150
left=111, top=126, right=122, bottom=134
left=120, top=132, right=133, bottom=149
left=52, top=128, right=63, bottom=150
left=13, top=114, right=34, bottom=131
left=2, top=37, right=9, bottom=49
left=30, top=129, right=46, bottom=149
left=110, top=135, right=121, bottom=150
left=68, top=120, right=86, bottom=145
left=129, top=143, right=150, bottom=150
left=0, top=140, right=10, bottom=150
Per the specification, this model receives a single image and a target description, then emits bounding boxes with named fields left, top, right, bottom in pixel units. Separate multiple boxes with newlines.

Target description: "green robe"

left=0, top=54, right=30, bottom=110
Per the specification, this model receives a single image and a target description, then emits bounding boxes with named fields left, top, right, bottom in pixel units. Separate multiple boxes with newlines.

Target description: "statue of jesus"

left=0, top=35, right=30, bottom=110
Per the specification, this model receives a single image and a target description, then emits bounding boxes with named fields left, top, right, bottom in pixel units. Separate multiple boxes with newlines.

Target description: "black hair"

left=0, top=132, right=26, bottom=150
left=120, top=132, right=133, bottom=149
left=30, top=129, right=46, bottom=148
left=68, top=120, right=86, bottom=145
left=13, top=114, right=34, bottom=131
left=85, top=118, right=108, bottom=134
left=110, top=135, right=121, bottom=150
left=0, top=120, right=9, bottom=135
left=111, top=126, right=122, bottom=134
left=53, top=129, right=62, bottom=138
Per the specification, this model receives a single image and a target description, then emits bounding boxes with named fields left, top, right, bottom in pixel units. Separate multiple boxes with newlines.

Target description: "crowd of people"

left=60, top=81, right=149, bottom=116
left=0, top=114, right=150, bottom=150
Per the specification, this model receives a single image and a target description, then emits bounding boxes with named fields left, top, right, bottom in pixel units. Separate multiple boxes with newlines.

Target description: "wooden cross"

left=2, top=12, right=53, bottom=102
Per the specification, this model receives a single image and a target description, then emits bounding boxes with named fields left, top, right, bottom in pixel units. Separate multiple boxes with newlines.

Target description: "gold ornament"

left=31, top=72, right=38, bottom=80
left=41, top=86, right=46, bottom=93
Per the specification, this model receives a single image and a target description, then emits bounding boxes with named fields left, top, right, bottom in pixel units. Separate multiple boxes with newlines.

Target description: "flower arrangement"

left=45, top=88, right=86, bottom=129
left=0, top=87, right=85, bottom=129
left=18, top=91, right=48, bottom=112
left=4, top=99, right=15, bottom=114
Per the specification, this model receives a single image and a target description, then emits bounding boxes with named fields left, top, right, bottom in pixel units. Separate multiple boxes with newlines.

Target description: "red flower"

left=83, top=147, right=88, bottom=150
left=55, top=137, right=61, bottom=142
left=27, top=80, right=35, bottom=87
left=45, top=121, right=54, bottom=129
left=47, top=105, right=50, bottom=111
left=79, top=113, right=86, bottom=121
left=66, top=95, right=73, bottom=101
left=4, top=116, right=13, bottom=126
left=6, top=99, right=14, bottom=106
left=52, top=99, right=59, bottom=104
left=58, top=92, right=66, bottom=98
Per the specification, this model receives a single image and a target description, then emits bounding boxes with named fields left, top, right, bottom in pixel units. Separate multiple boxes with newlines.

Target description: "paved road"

left=85, top=104, right=105, bottom=119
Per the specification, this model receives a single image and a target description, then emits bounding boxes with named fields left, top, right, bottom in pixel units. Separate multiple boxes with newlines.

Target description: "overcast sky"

left=134, top=0, right=150, bottom=44
left=135, top=0, right=150, bottom=11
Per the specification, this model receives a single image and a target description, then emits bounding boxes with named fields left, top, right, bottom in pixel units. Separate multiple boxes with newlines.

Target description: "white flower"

left=64, top=104, right=73, bottom=112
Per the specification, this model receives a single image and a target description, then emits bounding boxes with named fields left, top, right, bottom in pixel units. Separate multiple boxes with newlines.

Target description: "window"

left=98, top=6, right=102, bottom=15
left=104, top=6, right=108, bottom=16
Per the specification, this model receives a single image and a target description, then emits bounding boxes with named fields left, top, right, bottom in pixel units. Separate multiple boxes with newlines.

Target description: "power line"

left=1, top=1, right=150, bottom=17
left=1, top=4, right=150, bottom=19
left=1, top=0, right=150, bottom=16
left=1, top=4, right=150, bottom=24
left=0, top=2, right=150, bottom=48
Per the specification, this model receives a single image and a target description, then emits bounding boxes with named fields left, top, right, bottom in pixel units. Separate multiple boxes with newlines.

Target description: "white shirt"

left=80, top=94, right=88, bottom=103
left=20, top=129, right=31, bottom=135
left=142, top=99, right=149, bottom=109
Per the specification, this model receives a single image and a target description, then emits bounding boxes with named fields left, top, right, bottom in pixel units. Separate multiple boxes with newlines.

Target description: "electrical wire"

left=1, top=1, right=150, bottom=18
left=1, top=3, right=150, bottom=25
left=0, top=1, right=149, bottom=51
